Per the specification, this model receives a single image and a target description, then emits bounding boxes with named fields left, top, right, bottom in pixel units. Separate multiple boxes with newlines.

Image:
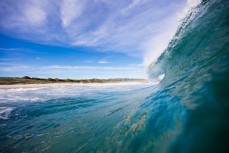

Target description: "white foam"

left=158, top=74, right=165, bottom=80
left=0, top=83, right=153, bottom=103
left=0, top=107, right=14, bottom=120
left=178, top=0, right=202, bottom=20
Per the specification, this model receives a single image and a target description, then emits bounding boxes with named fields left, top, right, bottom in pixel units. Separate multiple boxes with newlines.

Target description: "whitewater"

left=1, top=0, right=229, bottom=152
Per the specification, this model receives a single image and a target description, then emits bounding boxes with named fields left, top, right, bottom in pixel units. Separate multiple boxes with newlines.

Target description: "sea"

left=0, top=0, right=229, bottom=152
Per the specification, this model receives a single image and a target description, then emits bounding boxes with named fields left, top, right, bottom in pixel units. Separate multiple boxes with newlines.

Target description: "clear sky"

left=0, top=0, right=190, bottom=79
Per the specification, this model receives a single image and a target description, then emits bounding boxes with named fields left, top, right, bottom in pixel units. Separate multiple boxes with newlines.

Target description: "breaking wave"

left=0, top=0, right=229, bottom=152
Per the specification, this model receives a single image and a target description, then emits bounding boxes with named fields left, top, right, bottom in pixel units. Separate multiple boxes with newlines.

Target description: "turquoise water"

left=0, top=84, right=157, bottom=152
left=1, top=0, right=229, bottom=152
left=148, top=0, right=229, bottom=152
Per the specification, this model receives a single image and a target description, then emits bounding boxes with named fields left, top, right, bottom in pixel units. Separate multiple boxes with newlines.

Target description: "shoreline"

left=0, top=81, right=150, bottom=89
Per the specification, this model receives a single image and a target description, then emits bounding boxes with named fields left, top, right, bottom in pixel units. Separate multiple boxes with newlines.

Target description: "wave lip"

left=144, top=0, right=202, bottom=68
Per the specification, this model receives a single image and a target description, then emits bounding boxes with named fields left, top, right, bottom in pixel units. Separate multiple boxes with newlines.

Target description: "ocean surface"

left=1, top=0, right=229, bottom=152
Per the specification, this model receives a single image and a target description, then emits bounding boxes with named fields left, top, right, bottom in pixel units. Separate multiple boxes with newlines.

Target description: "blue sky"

left=0, top=0, right=196, bottom=79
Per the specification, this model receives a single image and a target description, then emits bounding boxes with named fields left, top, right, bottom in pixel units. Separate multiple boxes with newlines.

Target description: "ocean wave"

left=146, top=0, right=229, bottom=152
left=0, top=0, right=228, bottom=152
left=148, top=0, right=224, bottom=81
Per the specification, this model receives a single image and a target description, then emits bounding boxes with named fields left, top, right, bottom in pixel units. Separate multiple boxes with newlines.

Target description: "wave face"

left=148, top=0, right=229, bottom=152
left=0, top=0, right=229, bottom=153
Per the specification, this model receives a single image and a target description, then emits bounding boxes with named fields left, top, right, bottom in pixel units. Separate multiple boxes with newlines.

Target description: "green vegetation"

left=0, top=77, right=147, bottom=85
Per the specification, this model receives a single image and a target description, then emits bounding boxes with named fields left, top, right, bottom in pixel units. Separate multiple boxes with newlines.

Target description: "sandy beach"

left=0, top=81, right=151, bottom=89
